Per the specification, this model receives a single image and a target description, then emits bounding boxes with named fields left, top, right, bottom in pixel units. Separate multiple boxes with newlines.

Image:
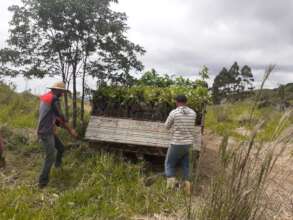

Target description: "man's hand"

left=69, top=128, right=78, bottom=139
left=60, top=122, right=79, bottom=139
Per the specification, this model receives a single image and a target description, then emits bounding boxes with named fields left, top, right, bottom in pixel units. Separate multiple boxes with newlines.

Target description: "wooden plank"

left=85, top=116, right=202, bottom=150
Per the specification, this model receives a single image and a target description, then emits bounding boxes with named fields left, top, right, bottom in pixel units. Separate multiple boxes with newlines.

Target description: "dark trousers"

left=39, top=134, right=64, bottom=185
left=165, top=144, right=191, bottom=180
left=165, top=144, right=200, bottom=181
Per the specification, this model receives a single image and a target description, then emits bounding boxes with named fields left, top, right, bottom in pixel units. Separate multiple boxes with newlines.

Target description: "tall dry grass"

left=193, top=65, right=293, bottom=220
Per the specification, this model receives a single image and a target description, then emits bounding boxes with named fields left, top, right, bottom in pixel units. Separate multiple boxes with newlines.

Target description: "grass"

left=198, top=113, right=293, bottom=220
left=1, top=75, right=292, bottom=219
left=197, top=66, right=293, bottom=220
left=205, top=101, right=293, bottom=141
left=0, top=82, right=185, bottom=219
left=0, top=146, right=184, bottom=219
left=0, top=83, right=38, bottom=128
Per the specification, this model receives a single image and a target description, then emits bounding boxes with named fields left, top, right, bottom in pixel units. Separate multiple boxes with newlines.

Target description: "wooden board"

left=85, top=116, right=202, bottom=151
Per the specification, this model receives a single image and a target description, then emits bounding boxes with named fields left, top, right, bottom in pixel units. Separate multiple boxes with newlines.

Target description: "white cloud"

left=1, top=0, right=292, bottom=92
left=112, top=0, right=293, bottom=88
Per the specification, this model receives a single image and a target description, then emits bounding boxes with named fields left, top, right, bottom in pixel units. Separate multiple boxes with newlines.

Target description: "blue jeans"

left=165, top=144, right=191, bottom=180
left=39, top=134, right=64, bottom=185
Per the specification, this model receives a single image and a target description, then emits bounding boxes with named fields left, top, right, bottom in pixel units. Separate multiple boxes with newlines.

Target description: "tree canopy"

left=0, top=0, right=145, bottom=127
left=212, top=62, right=254, bottom=103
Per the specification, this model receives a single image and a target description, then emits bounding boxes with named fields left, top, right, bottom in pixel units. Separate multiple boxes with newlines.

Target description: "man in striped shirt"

left=164, top=95, right=196, bottom=193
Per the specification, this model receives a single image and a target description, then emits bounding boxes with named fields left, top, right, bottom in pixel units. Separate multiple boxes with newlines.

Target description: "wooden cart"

left=85, top=116, right=202, bottom=156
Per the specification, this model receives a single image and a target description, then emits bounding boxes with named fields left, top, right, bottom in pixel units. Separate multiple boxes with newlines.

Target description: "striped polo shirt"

left=165, top=106, right=196, bottom=145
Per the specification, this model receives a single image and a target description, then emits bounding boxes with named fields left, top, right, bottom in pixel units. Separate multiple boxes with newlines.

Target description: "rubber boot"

left=183, top=181, right=192, bottom=195
left=166, top=177, right=176, bottom=189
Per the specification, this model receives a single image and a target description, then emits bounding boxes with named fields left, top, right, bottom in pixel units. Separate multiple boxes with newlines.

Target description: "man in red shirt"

left=37, top=82, right=78, bottom=188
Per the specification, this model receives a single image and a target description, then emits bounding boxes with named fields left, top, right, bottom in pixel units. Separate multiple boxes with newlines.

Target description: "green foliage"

left=136, top=69, right=174, bottom=87
left=136, top=66, right=209, bottom=89
left=198, top=65, right=209, bottom=81
left=92, top=85, right=211, bottom=122
left=1, top=0, right=145, bottom=128
left=136, top=69, right=195, bottom=88
left=2, top=0, right=145, bottom=80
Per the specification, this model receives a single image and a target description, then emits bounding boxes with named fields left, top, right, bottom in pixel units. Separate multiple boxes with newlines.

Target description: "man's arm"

left=52, top=98, right=78, bottom=138
left=165, top=111, right=174, bottom=130
left=52, top=98, right=67, bottom=123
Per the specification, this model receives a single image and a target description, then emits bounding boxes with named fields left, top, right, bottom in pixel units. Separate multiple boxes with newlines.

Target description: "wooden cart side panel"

left=85, top=116, right=202, bottom=151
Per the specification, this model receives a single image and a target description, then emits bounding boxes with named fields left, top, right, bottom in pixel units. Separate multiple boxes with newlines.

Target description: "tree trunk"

left=64, top=93, right=69, bottom=119
left=81, top=56, right=88, bottom=129
left=58, top=51, right=70, bottom=119
left=62, top=71, right=70, bottom=119
left=72, top=64, right=77, bottom=128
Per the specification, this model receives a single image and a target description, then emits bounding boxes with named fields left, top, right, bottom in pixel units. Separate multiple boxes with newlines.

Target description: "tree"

left=199, top=65, right=209, bottom=81
left=212, top=67, right=228, bottom=103
left=212, top=63, right=254, bottom=103
left=240, top=65, right=254, bottom=91
left=196, top=65, right=209, bottom=88
left=228, top=62, right=242, bottom=93
left=0, top=0, right=145, bottom=128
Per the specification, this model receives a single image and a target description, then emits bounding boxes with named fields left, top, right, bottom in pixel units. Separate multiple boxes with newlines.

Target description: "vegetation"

left=0, top=0, right=145, bottom=128
left=205, top=101, right=293, bottom=141
left=0, top=82, right=38, bottom=128
left=0, top=147, right=184, bottom=219
left=92, top=85, right=210, bottom=124
left=198, top=115, right=292, bottom=220
left=197, top=66, right=293, bottom=220
left=135, top=67, right=209, bottom=88
left=0, top=82, right=185, bottom=219
left=92, top=66, right=211, bottom=124
left=212, top=62, right=254, bottom=104
left=0, top=66, right=292, bottom=219
left=0, top=1, right=292, bottom=219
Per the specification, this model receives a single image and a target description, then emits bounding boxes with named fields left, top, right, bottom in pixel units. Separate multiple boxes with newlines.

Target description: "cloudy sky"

left=1, top=0, right=293, bottom=93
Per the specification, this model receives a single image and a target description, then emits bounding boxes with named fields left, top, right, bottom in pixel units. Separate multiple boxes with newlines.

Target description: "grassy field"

left=0, top=82, right=292, bottom=219
left=0, top=83, right=185, bottom=219
left=1, top=148, right=185, bottom=219
left=205, top=101, right=293, bottom=142
left=0, top=83, right=38, bottom=128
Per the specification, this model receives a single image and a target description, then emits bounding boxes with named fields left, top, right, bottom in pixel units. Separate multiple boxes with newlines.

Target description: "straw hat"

left=48, top=82, right=69, bottom=92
